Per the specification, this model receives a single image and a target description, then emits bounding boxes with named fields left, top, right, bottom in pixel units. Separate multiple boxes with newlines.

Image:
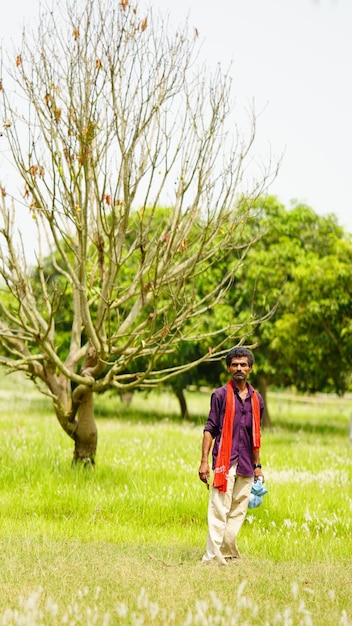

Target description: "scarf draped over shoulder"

left=213, top=380, right=261, bottom=492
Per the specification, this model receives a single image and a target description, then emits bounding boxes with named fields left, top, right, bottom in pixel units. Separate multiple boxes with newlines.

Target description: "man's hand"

left=253, top=467, right=264, bottom=483
left=198, top=460, right=210, bottom=486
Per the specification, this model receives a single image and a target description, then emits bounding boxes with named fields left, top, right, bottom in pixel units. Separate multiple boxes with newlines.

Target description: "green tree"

left=0, top=0, right=274, bottom=464
left=233, top=197, right=352, bottom=424
left=172, top=197, right=352, bottom=425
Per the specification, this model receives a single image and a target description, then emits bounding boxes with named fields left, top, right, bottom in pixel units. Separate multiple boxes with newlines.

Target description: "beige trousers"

left=202, top=464, right=252, bottom=565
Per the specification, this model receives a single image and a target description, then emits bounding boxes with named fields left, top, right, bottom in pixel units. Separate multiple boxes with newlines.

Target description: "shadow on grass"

left=5, top=384, right=349, bottom=438
left=96, top=392, right=352, bottom=436
left=272, top=418, right=349, bottom=437
left=95, top=397, right=205, bottom=427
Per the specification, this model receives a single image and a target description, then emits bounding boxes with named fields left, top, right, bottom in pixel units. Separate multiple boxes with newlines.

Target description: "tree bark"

left=174, top=387, right=190, bottom=420
left=70, top=344, right=103, bottom=465
left=72, top=389, right=97, bottom=466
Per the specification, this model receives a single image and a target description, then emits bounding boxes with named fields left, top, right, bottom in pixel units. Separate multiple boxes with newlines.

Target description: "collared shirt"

left=203, top=381, right=264, bottom=477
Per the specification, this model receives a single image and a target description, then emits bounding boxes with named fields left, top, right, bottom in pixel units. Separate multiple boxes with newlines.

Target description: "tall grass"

left=0, top=375, right=351, bottom=624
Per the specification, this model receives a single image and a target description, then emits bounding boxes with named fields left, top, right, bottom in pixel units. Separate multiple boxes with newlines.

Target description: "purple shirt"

left=204, top=381, right=264, bottom=477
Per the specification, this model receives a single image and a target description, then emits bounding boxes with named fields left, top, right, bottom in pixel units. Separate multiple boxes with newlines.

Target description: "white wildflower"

left=116, top=602, right=128, bottom=618
left=291, top=582, right=299, bottom=600
left=328, top=589, right=336, bottom=602
left=45, top=597, right=59, bottom=617
left=283, top=518, right=293, bottom=528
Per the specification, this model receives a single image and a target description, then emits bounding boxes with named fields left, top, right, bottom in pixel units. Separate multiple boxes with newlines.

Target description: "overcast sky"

left=1, top=0, right=352, bottom=236
left=152, top=0, right=352, bottom=232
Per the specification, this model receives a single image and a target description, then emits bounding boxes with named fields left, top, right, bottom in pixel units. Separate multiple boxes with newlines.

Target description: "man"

left=198, top=346, right=265, bottom=565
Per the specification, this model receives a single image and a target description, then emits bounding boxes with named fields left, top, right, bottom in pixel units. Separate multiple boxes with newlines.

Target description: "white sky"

left=1, top=0, right=352, bottom=238
left=153, top=0, right=352, bottom=232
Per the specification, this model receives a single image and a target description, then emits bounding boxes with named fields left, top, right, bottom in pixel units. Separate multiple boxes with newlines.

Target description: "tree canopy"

left=231, top=198, right=352, bottom=413
left=166, top=197, right=352, bottom=424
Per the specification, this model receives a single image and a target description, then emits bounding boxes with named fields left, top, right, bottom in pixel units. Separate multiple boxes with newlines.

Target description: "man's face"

left=227, top=356, right=252, bottom=382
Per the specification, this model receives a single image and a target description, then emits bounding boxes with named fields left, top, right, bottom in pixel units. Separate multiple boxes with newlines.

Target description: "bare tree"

left=0, top=0, right=275, bottom=464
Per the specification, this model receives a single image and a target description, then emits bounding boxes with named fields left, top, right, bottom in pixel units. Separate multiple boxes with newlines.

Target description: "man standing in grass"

left=198, top=347, right=265, bottom=565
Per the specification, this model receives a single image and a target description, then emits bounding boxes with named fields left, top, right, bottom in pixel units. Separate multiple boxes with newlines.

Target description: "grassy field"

left=0, top=375, right=351, bottom=624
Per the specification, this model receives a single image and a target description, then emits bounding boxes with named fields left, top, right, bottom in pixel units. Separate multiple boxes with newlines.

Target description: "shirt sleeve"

left=203, top=388, right=225, bottom=438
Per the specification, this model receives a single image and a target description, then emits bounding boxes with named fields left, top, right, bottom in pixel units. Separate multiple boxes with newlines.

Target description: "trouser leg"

left=220, top=473, right=252, bottom=558
left=202, top=465, right=237, bottom=565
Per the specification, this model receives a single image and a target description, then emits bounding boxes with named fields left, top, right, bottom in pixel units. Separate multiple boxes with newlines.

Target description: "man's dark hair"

left=226, top=347, right=254, bottom=367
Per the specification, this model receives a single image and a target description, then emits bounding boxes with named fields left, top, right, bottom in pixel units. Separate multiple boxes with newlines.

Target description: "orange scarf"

left=213, top=380, right=261, bottom=492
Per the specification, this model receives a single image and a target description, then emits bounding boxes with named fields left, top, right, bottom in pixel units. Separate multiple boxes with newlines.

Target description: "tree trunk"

left=70, top=344, right=102, bottom=466
left=174, top=387, right=190, bottom=420
left=72, top=389, right=97, bottom=466
left=257, top=374, right=272, bottom=429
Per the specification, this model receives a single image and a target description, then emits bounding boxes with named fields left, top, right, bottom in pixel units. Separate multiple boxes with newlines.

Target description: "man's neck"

left=234, top=380, right=247, bottom=393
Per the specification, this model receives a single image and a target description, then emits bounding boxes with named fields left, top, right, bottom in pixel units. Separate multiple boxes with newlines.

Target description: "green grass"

left=0, top=375, right=351, bottom=624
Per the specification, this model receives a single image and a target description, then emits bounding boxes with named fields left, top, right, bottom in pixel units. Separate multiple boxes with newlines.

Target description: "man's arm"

left=198, top=431, right=213, bottom=485
left=253, top=392, right=265, bottom=482
left=253, top=448, right=264, bottom=483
